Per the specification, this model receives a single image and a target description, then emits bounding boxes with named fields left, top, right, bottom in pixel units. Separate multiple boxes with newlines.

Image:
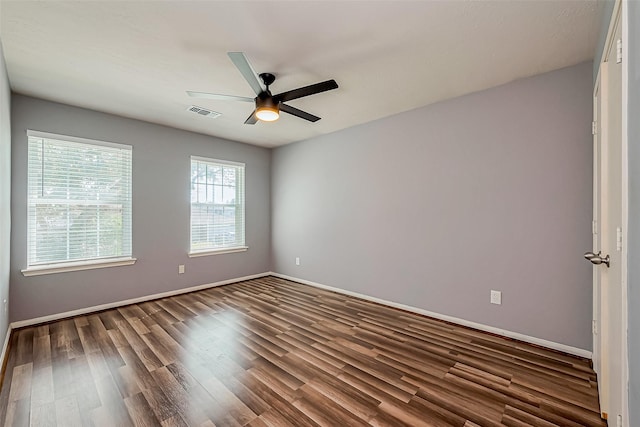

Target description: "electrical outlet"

left=490, top=290, right=502, bottom=305
left=178, top=265, right=185, bottom=274
left=3, top=299, right=6, bottom=315
left=295, top=257, right=300, bottom=266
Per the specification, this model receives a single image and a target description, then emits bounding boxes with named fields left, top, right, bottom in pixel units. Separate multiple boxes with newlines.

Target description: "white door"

left=591, top=7, right=625, bottom=425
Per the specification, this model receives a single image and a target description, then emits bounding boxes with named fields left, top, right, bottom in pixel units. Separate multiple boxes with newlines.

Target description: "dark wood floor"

left=0, top=276, right=605, bottom=426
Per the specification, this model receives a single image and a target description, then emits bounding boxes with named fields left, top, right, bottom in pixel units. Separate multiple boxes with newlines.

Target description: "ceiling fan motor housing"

left=256, top=92, right=280, bottom=112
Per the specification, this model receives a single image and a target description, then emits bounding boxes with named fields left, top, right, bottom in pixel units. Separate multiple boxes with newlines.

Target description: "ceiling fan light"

left=256, top=107, right=279, bottom=122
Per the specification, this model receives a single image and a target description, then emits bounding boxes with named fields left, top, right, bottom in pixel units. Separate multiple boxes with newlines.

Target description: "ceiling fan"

left=187, top=52, right=338, bottom=125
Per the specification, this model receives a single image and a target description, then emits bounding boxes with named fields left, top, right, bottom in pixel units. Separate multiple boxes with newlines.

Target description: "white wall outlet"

left=490, top=290, right=502, bottom=305
left=295, top=257, right=300, bottom=266
left=3, top=299, right=6, bottom=315
left=178, top=265, right=185, bottom=274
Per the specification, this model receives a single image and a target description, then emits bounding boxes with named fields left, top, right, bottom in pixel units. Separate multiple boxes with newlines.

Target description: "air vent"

left=186, top=105, right=221, bottom=119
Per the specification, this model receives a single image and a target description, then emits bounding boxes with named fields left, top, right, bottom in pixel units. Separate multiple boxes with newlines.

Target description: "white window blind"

left=190, top=156, right=245, bottom=254
left=27, top=131, right=132, bottom=268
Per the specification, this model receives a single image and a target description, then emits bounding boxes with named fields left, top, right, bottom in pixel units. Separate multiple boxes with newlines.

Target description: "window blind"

left=27, top=131, right=133, bottom=267
left=190, top=156, right=245, bottom=253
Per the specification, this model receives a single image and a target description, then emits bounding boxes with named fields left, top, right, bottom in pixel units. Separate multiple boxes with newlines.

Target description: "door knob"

left=584, top=251, right=610, bottom=268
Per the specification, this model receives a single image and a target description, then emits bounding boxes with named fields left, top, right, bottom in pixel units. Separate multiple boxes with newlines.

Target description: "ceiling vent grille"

left=187, top=105, right=221, bottom=119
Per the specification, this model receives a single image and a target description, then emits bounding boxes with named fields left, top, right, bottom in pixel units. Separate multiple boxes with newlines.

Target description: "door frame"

left=620, top=0, right=629, bottom=422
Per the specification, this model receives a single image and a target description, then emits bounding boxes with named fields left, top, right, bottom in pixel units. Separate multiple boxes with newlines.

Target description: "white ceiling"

left=0, top=1, right=604, bottom=148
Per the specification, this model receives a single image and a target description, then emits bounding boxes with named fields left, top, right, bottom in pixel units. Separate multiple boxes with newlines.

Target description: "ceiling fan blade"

left=228, top=52, right=264, bottom=96
left=244, top=110, right=258, bottom=125
left=186, top=91, right=254, bottom=102
left=280, top=104, right=321, bottom=122
left=275, top=79, right=338, bottom=103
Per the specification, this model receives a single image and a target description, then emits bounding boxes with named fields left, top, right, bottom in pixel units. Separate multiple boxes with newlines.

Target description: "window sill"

left=22, top=257, right=137, bottom=277
left=188, top=246, right=248, bottom=258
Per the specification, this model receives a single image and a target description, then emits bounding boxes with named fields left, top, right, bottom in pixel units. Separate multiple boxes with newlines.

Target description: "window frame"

left=21, top=130, right=136, bottom=276
left=189, top=156, right=247, bottom=257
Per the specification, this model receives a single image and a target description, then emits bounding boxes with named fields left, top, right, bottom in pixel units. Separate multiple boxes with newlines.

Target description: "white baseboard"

left=268, top=272, right=592, bottom=359
left=0, top=324, right=12, bottom=370
left=10, top=272, right=271, bottom=329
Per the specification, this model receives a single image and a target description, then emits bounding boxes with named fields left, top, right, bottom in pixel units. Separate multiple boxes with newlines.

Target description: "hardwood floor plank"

left=0, top=334, right=20, bottom=426
left=293, top=387, right=370, bottom=426
left=337, top=369, right=414, bottom=404
left=92, top=375, right=134, bottom=427
left=504, top=404, right=575, bottom=427
left=30, top=336, right=54, bottom=409
left=8, top=363, right=32, bottom=404
left=407, top=394, right=467, bottom=427
left=76, top=324, right=101, bottom=355
left=14, top=330, right=34, bottom=367
left=246, top=365, right=301, bottom=403
left=68, top=355, right=101, bottom=426
left=159, top=414, right=188, bottom=427
left=30, top=401, right=56, bottom=427
left=256, top=401, right=320, bottom=427
left=216, top=374, right=271, bottom=417
left=0, top=277, right=606, bottom=426
left=301, top=375, right=379, bottom=422
left=54, top=395, right=82, bottom=427
left=377, top=398, right=454, bottom=427
left=124, top=392, right=161, bottom=427
left=86, top=315, right=125, bottom=372
left=29, top=367, right=54, bottom=414
left=4, top=397, right=30, bottom=427
left=141, top=386, right=179, bottom=423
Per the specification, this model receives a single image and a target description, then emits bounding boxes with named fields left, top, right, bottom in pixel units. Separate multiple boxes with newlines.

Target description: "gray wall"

left=626, top=1, right=639, bottom=424
left=272, top=62, right=594, bottom=351
left=10, top=95, right=271, bottom=322
left=0, top=40, right=11, bottom=346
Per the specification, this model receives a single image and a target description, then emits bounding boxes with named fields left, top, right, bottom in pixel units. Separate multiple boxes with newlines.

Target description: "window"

left=190, top=156, right=246, bottom=256
left=24, top=131, right=134, bottom=275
